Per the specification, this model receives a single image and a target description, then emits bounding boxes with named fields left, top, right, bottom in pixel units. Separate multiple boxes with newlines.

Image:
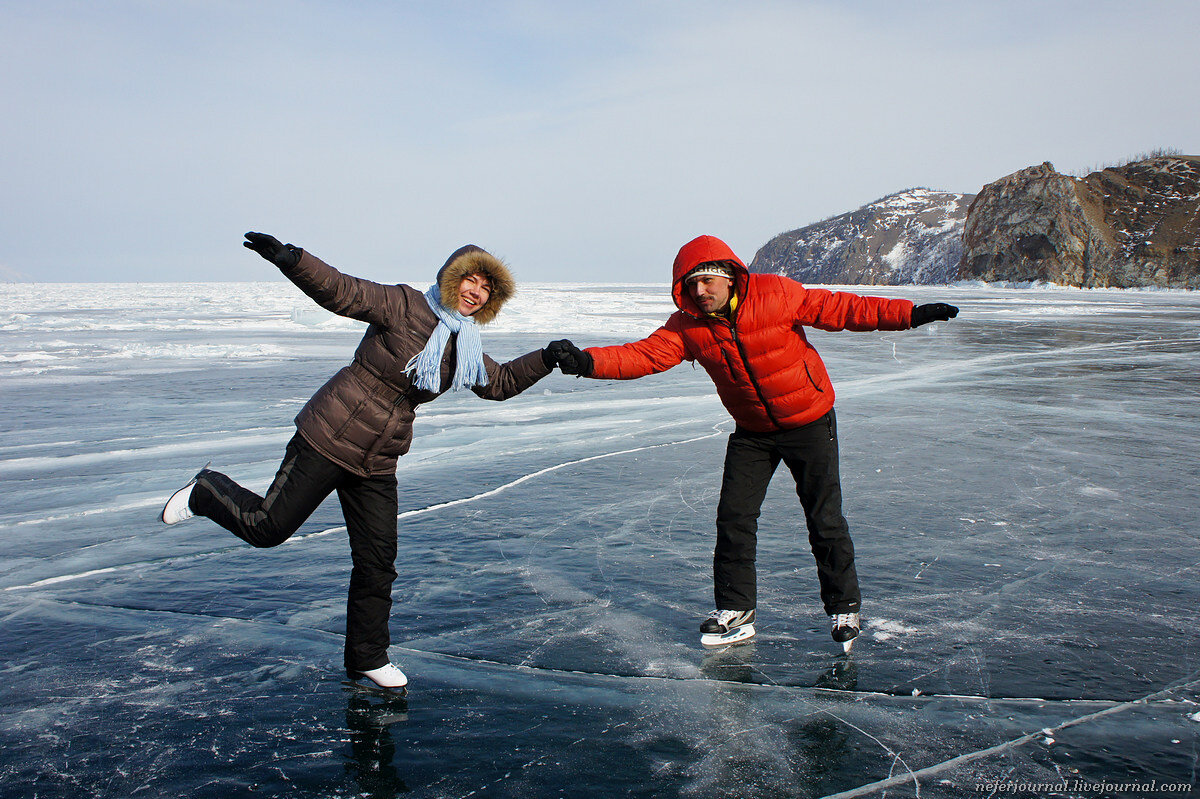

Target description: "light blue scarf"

left=404, top=285, right=489, bottom=392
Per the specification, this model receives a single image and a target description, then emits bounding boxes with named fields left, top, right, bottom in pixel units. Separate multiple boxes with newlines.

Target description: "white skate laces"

left=710, top=610, right=738, bottom=627
left=700, top=608, right=757, bottom=648
left=160, top=482, right=196, bottom=524
left=704, top=609, right=755, bottom=633
left=829, top=612, right=860, bottom=641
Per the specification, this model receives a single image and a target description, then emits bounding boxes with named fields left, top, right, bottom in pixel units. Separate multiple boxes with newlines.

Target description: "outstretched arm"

left=573, top=321, right=688, bottom=379
left=244, top=232, right=408, bottom=328
left=788, top=279, right=960, bottom=332
left=794, top=285, right=915, bottom=332
left=472, top=349, right=554, bottom=401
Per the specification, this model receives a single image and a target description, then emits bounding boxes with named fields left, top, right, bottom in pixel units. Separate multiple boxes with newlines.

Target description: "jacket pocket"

left=721, top=346, right=740, bottom=377
left=803, top=361, right=825, bottom=393
left=332, top=397, right=368, bottom=440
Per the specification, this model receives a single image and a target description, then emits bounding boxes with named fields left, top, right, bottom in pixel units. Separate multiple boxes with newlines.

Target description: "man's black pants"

left=713, top=409, right=860, bottom=616
left=189, top=433, right=399, bottom=673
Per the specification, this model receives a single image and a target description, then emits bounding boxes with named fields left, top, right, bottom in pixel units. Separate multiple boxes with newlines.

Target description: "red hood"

left=671, top=235, right=751, bottom=316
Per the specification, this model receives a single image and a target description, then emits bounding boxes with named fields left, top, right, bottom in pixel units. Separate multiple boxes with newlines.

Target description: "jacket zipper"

left=727, top=319, right=783, bottom=429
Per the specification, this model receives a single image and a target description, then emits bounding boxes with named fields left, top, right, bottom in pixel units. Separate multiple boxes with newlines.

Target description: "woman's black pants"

left=189, top=433, right=398, bottom=673
left=713, top=410, right=861, bottom=616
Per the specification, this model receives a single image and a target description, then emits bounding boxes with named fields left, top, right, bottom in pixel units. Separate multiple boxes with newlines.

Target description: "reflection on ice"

left=2, top=283, right=1200, bottom=797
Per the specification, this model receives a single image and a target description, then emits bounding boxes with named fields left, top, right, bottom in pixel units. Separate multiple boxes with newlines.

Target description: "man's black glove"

left=911, top=303, right=959, bottom=327
left=544, top=339, right=593, bottom=376
left=243, top=231, right=301, bottom=270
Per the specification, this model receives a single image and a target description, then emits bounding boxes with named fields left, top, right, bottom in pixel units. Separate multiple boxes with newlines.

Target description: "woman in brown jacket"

left=161, top=232, right=554, bottom=690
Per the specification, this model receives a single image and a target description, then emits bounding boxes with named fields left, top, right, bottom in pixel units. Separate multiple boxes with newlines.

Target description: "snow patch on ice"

left=869, top=618, right=918, bottom=641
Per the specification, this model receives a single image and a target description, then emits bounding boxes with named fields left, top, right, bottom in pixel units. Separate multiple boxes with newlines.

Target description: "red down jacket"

left=585, top=235, right=914, bottom=432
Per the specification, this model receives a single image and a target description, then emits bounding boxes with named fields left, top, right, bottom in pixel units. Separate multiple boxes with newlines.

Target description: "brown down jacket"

left=280, top=246, right=550, bottom=477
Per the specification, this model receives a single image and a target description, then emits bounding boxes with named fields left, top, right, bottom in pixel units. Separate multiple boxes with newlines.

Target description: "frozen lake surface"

left=2, top=281, right=1199, bottom=798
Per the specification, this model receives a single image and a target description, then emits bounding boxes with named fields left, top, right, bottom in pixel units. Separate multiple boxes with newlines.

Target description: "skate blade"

left=841, top=638, right=854, bottom=654
left=701, top=623, right=756, bottom=649
left=341, top=680, right=408, bottom=699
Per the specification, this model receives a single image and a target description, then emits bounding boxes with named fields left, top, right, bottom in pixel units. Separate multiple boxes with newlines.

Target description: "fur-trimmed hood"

left=435, top=245, right=515, bottom=325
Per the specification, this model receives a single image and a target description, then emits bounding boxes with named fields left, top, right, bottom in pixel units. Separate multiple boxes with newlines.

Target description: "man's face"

left=687, top=275, right=733, bottom=314
left=457, top=273, right=492, bottom=316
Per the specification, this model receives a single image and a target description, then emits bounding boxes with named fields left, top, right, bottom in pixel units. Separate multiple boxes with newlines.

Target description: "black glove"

left=911, top=303, right=959, bottom=327
left=243, top=231, right=301, bottom=270
left=545, top=339, right=593, bottom=376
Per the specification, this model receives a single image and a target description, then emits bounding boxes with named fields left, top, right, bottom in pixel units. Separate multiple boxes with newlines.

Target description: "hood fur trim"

left=436, top=245, right=515, bottom=326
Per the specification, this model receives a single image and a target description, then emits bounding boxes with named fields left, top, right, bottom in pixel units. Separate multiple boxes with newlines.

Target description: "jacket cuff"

left=521, top=347, right=554, bottom=379
left=278, top=247, right=307, bottom=275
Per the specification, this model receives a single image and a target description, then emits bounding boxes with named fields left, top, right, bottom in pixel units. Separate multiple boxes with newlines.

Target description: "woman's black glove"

left=243, top=231, right=301, bottom=270
left=911, top=303, right=959, bottom=327
left=545, top=339, right=593, bottom=376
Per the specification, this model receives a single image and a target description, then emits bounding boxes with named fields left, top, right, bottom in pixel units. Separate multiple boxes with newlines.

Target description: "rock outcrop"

left=749, top=189, right=973, bottom=285
left=958, top=156, right=1200, bottom=288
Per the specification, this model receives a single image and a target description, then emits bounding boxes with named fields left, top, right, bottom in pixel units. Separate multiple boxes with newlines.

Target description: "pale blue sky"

left=2, top=0, right=1197, bottom=283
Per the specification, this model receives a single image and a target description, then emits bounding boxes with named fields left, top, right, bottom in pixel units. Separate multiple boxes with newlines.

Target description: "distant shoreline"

left=2, top=279, right=1194, bottom=293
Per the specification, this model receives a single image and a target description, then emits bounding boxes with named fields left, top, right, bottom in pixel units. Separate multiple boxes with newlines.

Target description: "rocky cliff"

left=749, top=188, right=974, bottom=285
left=958, top=156, right=1200, bottom=288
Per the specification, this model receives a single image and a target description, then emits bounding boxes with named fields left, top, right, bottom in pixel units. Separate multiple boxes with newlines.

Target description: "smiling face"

left=686, top=274, right=734, bottom=315
left=456, top=272, right=492, bottom=316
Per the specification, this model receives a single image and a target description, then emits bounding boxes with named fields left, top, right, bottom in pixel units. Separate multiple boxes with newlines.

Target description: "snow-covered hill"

left=749, top=188, right=974, bottom=285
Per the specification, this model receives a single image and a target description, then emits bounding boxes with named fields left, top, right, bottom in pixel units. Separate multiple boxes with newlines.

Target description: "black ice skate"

left=699, top=608, right=756, bottom=648
left=829, top=612, right=860, bottom=653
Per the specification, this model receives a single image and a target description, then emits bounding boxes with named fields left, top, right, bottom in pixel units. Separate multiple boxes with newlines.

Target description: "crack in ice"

left=5, top=428, right=728, bottom=592
left=817, top=669, right=1200, bottom=798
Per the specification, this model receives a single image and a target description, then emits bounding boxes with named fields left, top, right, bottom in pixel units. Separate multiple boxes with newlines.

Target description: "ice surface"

left=2, top=282, right=1199, bottom=797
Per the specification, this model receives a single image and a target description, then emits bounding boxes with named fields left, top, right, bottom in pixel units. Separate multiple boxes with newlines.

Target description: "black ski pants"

left=189, top=433, right=398, bottom=673
left=713, top=409, right=860, bottom=616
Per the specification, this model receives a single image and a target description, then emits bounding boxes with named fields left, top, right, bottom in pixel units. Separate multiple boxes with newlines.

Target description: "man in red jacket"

left=548, top=235, right=958, bottom=651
